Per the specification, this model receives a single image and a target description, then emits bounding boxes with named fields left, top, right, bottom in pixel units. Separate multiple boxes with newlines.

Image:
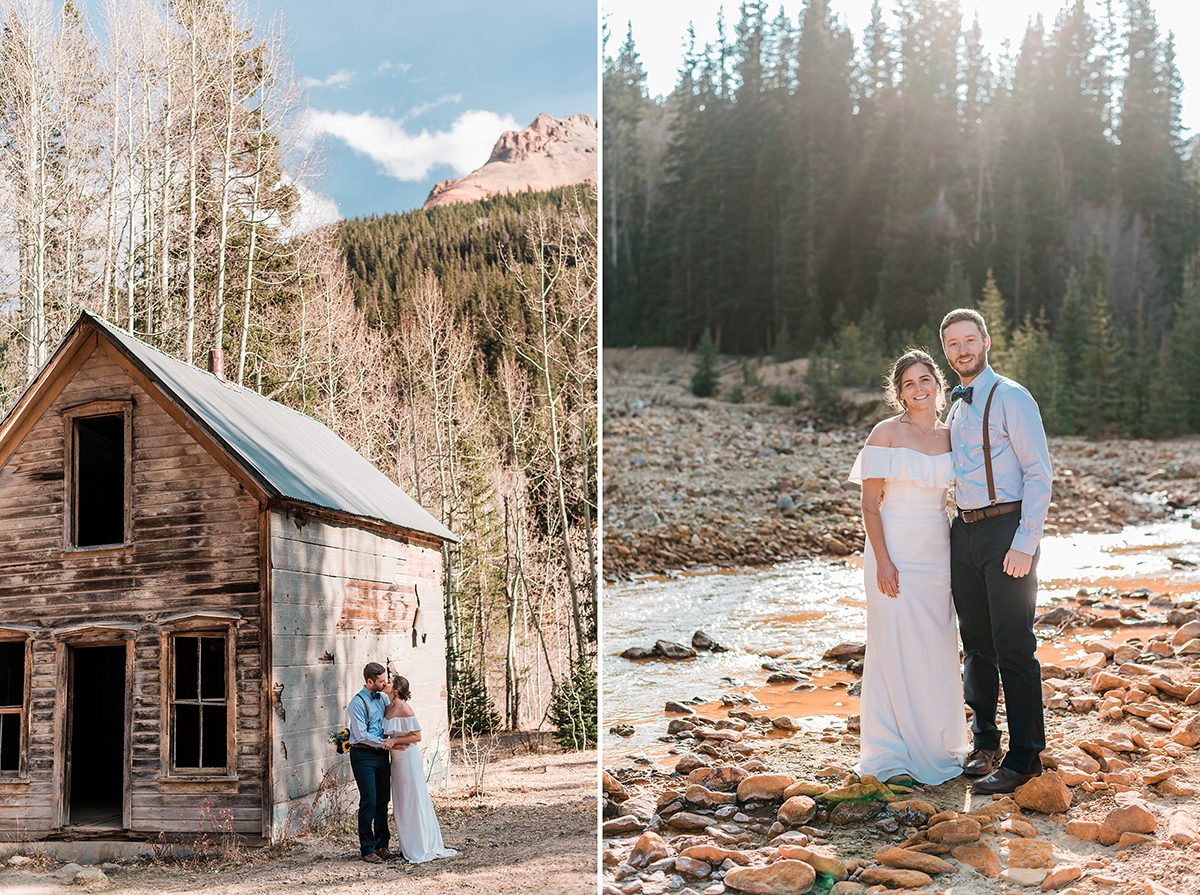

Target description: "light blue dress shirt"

left=348, top=686, right=391, bottom=748
left=948, top=365, right=1053, bottom=555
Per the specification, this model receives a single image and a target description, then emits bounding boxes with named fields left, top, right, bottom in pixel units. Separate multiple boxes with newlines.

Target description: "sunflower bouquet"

left=329, top=727, right=351, bottom=754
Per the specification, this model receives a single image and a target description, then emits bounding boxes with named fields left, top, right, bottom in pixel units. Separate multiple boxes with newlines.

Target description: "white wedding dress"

left=383, top=714, right=458, bottom=863
left=848, top=445, right=970, bottom=785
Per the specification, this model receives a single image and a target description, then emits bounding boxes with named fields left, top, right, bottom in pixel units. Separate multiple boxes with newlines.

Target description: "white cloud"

left=407, top=93, right=463, bottom=119
left=301, top=70, right=355, bottom=90
left=376, top=60, right=412, bottom=75
left=285, top=181, right=343, bottom=236
left=303, top=108, right=519, bottom=182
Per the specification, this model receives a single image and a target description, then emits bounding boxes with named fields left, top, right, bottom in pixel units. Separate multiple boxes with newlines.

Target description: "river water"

left=602, top=516, right=1200, bottom=762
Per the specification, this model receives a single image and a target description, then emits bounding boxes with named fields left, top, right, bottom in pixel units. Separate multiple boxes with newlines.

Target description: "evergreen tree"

left=1078, top=241, right=1127, bottom=435
left=691, top=327, right=720, bottom=397
left=548, top=656, right=597, bottom=751
left=976, top=270, right=1010, bottom=374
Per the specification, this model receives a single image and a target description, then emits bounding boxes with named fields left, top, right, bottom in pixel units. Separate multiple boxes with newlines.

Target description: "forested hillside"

left=0, top=0, right=597, bottom=742
left=338, top=188, right=599, bottom=740
left=604, top=0, right=1200, bottom=436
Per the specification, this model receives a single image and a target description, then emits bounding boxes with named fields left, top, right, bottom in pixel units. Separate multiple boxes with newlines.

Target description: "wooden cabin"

left=0, top=312, right=456, bottom=842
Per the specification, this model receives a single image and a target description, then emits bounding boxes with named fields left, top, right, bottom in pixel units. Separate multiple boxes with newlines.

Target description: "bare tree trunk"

left=237, top=68, right=269, bottom=384
left=212, top=17, right=238, bottom=354
left=159, top=59, right=173, bottom=338
left=185, top=9, right=200, bottom=363
left=124, top=75, right=136, bottom=333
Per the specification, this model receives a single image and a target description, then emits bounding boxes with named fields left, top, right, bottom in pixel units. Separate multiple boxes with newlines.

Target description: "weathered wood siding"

left=268, top=509, right=449, bottom=838
left=0, top=345, right=266, bottom=839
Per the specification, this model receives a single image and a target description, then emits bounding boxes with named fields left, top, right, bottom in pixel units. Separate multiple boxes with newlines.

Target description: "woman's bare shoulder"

left=866, top=417, right=902, bottom=447
left=395, top=702, right=416, bottom=718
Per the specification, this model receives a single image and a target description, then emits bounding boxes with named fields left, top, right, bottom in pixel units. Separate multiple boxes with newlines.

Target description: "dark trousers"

left=951, top=511, right=1045, bottom=774
left=349, top=746, right=391, bottom=855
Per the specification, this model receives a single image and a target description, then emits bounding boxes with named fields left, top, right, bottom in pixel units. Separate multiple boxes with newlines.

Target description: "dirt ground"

left=1, top=739, right=598, bottom=895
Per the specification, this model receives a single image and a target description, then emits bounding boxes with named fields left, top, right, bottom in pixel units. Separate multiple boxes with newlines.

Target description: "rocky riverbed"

left=603, top=348, right=1200, bottom=580
left=601, top=349, right=1200, bottom=894
left=601, top=588, right=1200, bottom=895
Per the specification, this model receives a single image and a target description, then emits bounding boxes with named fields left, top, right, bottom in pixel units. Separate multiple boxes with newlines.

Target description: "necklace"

left=901, top=412, right=940, bottom=435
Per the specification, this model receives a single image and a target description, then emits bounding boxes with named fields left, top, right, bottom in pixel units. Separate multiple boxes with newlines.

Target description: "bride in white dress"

left=381, top=675, right=459, bottom=863
left=847, top=349, right=970, bottom=785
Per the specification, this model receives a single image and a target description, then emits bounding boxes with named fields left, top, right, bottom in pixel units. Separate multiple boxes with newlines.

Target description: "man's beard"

left=953, top=353, right=986, bottom=378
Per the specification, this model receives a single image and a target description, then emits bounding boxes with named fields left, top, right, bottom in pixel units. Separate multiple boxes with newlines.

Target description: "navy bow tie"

left=951, top=385, right=974, bottom=404
left=369, top=691, right=382, bottom=701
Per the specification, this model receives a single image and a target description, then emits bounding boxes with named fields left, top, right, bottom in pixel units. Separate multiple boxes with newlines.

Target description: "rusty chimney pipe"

left=208, top=348, right=225, bottom=381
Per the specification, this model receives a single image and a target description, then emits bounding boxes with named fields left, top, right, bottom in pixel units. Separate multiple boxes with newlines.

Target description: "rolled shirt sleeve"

left=1006, top=387, right=1053, bottom=555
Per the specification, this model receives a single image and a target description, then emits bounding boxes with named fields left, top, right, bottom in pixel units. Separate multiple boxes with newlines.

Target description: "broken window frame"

left=0, top=631, right=32, bottom=779
left=161, top=617, right=237, bottom=780
left=62, top=399, right=133, bottom=551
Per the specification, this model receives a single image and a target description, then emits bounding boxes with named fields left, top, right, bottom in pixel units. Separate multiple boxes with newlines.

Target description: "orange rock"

left=628, top=830, right=669, bottom=868
left=783, top=781, right=829, bottom=799
left=858, top=867, right=934, bottom=889
left=1116, top=832, right=1155, bottom=849
left=1065, top=820, right=1102, bottom=841
left=1014, top=771, right=1073, bottom=814
left=778, top=795, right=818, bottom=826
left=679, top=844, right=753, bottom=865
left=1171, top=714, right=1200, bottom=748
left=725, top=859, right=817, bottom=894
left=927, top=817, right=981, bottom=844
left=688, top=765, right=749, bottom=791
left=874, top=846, right=955, bottom=875
left=1000, top=817, right=1039, bottom=838
left=737, top=773, right=797, bottom=802
left=1097, top=803, right=1157, bottom=846
left=1041, top=866, right=1085, bottom=891
left=950, top=842, right=1001, bottom=878
left=776, top=845, right=847, bottom=879
left=1006, top=838, right=1054, bottom=868
left=1092, top=672, right=1132, bottom=692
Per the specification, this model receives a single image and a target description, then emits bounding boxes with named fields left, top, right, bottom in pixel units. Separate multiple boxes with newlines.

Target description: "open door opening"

left=67, top=645, right=126, bottom=829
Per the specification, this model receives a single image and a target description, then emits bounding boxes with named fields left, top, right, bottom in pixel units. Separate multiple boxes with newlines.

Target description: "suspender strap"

left=981, top=381, right=1001, bottom=506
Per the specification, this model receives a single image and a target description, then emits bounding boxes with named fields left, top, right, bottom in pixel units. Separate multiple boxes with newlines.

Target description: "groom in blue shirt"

left=942, top=308, right=1053, bottom=795
left=348, top=662, right=395, bottom=862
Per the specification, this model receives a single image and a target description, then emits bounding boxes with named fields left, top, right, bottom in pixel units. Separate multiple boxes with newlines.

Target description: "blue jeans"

left=349, top=746, right=391, bottom=855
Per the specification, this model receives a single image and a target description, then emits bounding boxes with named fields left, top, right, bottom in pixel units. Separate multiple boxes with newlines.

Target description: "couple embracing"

left=347, top=662, right=459, bottom=863
left=849, top=308, right=1053, bottom=794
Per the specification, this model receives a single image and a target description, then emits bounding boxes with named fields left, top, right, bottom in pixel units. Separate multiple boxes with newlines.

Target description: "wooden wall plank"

left=0, top=348, right=267, bottom=841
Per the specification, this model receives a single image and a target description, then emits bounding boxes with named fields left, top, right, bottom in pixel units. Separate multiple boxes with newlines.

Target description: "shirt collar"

left=965, top=364, right=996, bottom=395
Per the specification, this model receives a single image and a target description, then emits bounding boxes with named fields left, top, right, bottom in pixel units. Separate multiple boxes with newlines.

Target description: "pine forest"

left=603, top=0, right=1200, bottom=436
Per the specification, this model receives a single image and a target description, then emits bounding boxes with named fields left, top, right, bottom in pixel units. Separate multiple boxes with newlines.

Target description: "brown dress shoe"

left=376, top=847, right=397, bottom=860
left=963, top=748, right=1003, bottom=777
left=362, top=852, right=383, bottom=864
left=970, top=766, right=1037, bottom=795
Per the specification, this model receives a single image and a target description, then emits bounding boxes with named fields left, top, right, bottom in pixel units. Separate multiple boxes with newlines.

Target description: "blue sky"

left=265, top=0, right=598, bottom=221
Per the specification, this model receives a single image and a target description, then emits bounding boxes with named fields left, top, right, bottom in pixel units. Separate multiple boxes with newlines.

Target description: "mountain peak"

left=424, top=113, right=596, bottom=209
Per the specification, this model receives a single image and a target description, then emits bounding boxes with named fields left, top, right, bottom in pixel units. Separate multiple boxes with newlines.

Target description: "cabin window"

left=0, top=640, right=26, bottom=774
left=169, top=634, right=229, bottom=771
left=64, top=401, right=132, bottom=549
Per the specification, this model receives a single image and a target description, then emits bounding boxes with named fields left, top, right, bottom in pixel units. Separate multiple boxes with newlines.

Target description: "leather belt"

left=958, top=500, right=1022, bottom=523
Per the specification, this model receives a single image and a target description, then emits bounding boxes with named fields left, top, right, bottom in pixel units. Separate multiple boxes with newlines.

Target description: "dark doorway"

left=67, top=645, right=126, bottom=828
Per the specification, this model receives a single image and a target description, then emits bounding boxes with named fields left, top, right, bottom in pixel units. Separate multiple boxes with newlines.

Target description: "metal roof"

left=88, top=312, right=456, bottom=542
